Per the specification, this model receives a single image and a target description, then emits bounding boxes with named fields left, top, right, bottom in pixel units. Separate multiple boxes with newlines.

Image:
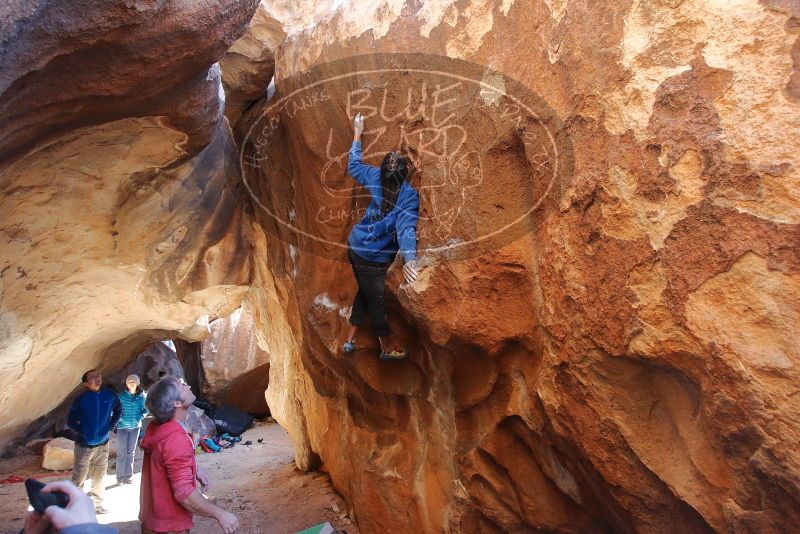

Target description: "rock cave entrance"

left=16, top=304, right=271, bottom=451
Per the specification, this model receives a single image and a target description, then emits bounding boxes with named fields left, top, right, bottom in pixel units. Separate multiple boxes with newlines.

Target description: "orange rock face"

left=240, top=1, right=800, bottom=532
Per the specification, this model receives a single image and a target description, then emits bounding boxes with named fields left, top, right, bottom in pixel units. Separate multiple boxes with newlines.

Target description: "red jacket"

left=139, top=419, right=196, bottom=532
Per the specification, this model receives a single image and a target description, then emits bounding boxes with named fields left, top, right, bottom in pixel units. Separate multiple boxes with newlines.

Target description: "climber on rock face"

left=342, top=112, right=419, bottom=360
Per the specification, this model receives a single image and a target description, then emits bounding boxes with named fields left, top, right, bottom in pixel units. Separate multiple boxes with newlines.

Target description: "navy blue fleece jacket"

left=67, top=388, right=122, bottom=447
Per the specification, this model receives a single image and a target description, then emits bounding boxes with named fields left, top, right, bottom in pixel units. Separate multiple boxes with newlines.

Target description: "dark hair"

left=379, top=151, right=409, bottom=215
left=146, top=376, right=182, bottom=423
left=82, top=369, right=97, bottom=383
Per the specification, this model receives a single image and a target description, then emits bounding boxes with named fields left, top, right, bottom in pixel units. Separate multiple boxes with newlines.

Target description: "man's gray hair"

left=146, top=376, right=182, bottom=423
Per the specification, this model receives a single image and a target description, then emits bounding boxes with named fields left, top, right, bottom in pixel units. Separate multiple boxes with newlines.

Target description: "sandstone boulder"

left=42, top=438, right=74, bottom=471
left=241, top=1, right=800, bottom=532
left=186, top=406, right=217, bottom=440
left=108, top=341, right=186, bottom=390
left=220, top=1, right=285, bottom=123
left=201, top=305, right=270, bottom=415
left=2, top=0, right=798, bottom=532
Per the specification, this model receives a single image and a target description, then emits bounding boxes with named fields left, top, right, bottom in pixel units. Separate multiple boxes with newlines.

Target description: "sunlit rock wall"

left=201, top=304, right=271, bottom=415
left=220, top=0, right=286, bottom=124
left=242, top=0, right=800, bottom=532
left=0, top=0, right=259, bottom=448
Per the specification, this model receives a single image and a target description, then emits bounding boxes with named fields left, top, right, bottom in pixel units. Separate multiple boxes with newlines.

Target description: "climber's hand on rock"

left=39, top=481, right=97, bottom=530
left=403, top=260, right=418, bottom=285
left=353, top=112, right=364, bottom=139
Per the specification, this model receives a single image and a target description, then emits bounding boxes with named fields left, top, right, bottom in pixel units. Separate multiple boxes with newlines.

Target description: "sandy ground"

left=0, top=422, right=357, bottom=534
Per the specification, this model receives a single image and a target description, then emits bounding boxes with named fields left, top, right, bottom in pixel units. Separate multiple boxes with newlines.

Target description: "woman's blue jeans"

left=115, top=427, right=140, bottom=482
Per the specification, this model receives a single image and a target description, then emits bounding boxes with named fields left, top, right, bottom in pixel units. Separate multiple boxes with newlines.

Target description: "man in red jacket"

left=140, top=376, right=238, bottom=533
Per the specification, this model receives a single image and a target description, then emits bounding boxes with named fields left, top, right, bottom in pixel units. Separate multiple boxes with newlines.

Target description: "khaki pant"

left=71, top=442, right=109, bottom=505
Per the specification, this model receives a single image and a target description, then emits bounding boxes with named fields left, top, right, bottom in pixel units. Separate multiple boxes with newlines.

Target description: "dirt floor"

left=0, top=422, right=357, bottom=534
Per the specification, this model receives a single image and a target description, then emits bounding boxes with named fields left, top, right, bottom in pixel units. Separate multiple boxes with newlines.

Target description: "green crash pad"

left=295, top=522, right=335, bottom=534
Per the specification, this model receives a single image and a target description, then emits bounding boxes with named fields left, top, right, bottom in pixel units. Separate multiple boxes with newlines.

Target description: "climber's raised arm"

left=347, top=112, right=379, bottom=186
left=353, top=111, right=364, bottom=142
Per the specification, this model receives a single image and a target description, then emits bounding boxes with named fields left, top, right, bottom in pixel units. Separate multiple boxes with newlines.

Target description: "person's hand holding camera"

left=23, top=481, right=98, bottom=533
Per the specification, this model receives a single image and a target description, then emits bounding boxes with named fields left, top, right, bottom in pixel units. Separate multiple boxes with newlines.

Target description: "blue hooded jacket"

left=346, top=141, right=419, bottom=263
left=67, top=388, right=122, bottom=447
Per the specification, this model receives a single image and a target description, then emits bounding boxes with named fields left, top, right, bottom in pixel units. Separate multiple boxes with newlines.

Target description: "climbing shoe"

left=379, top=348, right=407, bottom=361
left=342, top=340, right=357, bottom=353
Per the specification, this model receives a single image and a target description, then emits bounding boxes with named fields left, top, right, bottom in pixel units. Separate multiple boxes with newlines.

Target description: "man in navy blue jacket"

left=67, top=369, right=121, bottom=515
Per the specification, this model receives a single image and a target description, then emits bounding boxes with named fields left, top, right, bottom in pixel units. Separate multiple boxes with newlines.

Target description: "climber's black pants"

left=348, top=247, right=390, bottom=337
